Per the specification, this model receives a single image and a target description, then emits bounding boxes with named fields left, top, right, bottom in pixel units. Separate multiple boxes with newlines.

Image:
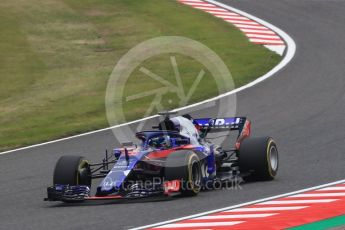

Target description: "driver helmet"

left=148, top=136, right=171, bottom=149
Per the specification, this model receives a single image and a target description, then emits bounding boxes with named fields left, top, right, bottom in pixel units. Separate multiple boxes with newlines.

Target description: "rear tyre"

left=53, top=155, right=91, bottom=187
left=238, top=137, right=278, bottom=180
left=165, top=150, right=202, bottom=196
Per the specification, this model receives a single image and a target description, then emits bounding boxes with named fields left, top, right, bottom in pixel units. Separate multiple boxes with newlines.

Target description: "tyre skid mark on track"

left=132, top=181, right=345, bottom=229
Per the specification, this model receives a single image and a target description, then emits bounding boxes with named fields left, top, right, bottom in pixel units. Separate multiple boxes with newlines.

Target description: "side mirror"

left=113, top=149, right=121, bottom=159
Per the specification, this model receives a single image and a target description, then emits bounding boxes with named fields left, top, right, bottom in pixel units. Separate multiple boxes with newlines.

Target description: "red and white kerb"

left=178, top=0, right=286, bottom=56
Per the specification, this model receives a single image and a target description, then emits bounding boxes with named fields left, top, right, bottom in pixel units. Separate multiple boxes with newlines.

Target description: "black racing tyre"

left=238, top=137, right=278, bottom=180
left=165, top=150, right=202, bottom=196
left=53, top=155, right=91, bottom=187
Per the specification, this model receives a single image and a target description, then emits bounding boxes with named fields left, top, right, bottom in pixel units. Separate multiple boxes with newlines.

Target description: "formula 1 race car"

left=45, top=112, right=278, bottom=202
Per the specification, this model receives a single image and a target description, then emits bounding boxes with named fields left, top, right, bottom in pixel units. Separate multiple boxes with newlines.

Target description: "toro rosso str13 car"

left=45, top=112, right=279, bottom=202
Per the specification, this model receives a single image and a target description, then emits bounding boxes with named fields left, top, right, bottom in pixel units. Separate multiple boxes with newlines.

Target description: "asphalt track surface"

left=1, top=1, right=345, bottom=229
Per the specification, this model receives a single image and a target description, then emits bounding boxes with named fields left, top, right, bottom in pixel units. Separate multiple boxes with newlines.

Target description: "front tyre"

left=165, top=150, right=202, bottom=196
left=53, top=155, right=91, bottom=187
left=238, top=137, right=278, bottom=180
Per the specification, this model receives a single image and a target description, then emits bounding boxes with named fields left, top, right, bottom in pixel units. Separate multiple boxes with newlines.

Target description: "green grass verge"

left=0, top=0, right=281, bottom=151
left=288, top=215, right=345, bottom=230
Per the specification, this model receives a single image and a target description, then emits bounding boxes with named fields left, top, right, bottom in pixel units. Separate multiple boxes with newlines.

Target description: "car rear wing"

left=193, top=117, right=247, bottom=131
left=194, top=117, right=251, bottom=149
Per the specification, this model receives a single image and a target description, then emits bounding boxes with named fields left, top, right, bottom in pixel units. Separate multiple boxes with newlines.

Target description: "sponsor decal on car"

left=164, top=180, right=181, bottom=194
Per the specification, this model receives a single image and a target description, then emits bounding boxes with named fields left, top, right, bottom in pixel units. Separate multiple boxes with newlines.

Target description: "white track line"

left=224, top=206, right=308, bottom=212
left=259, top=199, right=338, bottom=205
left=0, top=0, right=296, bottom=156
left=317, top=186, right=345, bottom=191
left=193, top=213, right=277, bottom=219
left=155, top=221, right=244, bottom=228
left=289, top=193, right=345, bottom=198
left=130, top=180, right=345, bottom=229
